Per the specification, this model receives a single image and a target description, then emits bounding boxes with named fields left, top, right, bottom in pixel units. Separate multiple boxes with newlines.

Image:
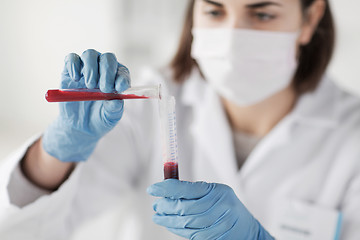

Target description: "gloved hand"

left=147, top=179, right=274, bottom=240
left=43, top=49, right=130, bottom=162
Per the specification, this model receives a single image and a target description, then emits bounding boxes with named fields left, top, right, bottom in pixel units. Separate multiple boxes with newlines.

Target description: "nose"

left=227, top=15, right=247, bottom=29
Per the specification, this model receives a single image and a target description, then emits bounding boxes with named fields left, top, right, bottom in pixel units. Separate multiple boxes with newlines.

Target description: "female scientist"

left=1, top=0, right=360, bottom=239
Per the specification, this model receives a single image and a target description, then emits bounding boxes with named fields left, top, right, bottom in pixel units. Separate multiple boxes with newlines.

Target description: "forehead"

left=198, top=0, right=298, bottom=7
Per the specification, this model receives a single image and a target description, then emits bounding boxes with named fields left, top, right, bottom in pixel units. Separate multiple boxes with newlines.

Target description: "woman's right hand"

left=42, top=49, right=131, bottom=162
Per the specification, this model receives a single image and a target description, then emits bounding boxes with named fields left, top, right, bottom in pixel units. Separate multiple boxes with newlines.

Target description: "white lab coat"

left=0, top=67, right=360, bottom=240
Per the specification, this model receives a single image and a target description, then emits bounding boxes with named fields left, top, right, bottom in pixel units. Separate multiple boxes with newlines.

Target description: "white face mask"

left=191, top=28, right=299, bottom=106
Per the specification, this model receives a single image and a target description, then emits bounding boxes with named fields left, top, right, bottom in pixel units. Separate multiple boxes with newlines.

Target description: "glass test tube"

left=45, top=84, right=161, bottom=102
left=160, top=96, right=179, bottom=180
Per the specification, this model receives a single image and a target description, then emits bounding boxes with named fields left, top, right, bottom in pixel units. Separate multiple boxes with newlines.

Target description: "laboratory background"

left=0, top=0, right=359, bottom=161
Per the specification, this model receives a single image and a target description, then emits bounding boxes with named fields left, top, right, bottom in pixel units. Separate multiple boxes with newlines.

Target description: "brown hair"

left=170, top=0, right=335, bottom=95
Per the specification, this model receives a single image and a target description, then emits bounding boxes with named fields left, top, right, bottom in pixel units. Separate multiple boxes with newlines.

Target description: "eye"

left=254, top=12, right=276, bottom=21
left=204, top=10, right=224, bottom=18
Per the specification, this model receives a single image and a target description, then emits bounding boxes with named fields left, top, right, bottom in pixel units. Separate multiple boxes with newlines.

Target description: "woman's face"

left=193, top=0, right=325, bottom=45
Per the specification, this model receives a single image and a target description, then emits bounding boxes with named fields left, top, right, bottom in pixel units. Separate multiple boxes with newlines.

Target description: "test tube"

left=45, top=85, right=161, bottom=102
left=160, top=96, right=179, bottom=180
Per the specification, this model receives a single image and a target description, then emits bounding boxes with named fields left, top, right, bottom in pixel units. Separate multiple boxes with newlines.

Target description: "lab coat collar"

left=184, top=69, right=239, bottom=184
left=181, top=68, right=206, bottom=107
left=192, top=93, right=240, bottom=183
left=240, top=77, right=340, bottom=180
left=289, top=76, right=339, bottom=128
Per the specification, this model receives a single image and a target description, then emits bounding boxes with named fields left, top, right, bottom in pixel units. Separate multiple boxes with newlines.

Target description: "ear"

left=298, top=0, right=326, bottom=46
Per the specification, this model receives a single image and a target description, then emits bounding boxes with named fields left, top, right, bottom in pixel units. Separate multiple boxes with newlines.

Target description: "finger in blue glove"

left=43, top=49, right=130, bottom=162
left=147, top=179, right=274, bottom=240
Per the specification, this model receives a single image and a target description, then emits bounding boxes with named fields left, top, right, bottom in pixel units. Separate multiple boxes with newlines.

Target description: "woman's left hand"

left=147, top=179, right=274, bottom=240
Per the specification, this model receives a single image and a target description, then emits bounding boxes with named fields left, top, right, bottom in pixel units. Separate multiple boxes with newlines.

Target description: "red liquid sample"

left=45, top=89, right=149, bottom=102
left=164, top=162, right=179, bottom=180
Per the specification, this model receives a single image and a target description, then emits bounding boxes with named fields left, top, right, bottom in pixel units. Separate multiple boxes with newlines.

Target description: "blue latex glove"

left=147, top=179, right=274, bottom=240
left=43, top=49, right=130, bottom=162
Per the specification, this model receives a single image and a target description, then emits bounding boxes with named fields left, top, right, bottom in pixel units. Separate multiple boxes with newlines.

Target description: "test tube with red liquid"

left=160, top=96, right=179, bottom=180
left=45, top=85, right=161, bottom=102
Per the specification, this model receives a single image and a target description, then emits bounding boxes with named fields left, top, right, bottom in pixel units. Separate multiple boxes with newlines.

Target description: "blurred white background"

left=0, top=0, right=359, bottom=160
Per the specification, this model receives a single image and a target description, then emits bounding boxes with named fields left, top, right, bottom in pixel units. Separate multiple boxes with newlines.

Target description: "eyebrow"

left=203, top=0, right=223, bottom=7
left=246, top=1, right=282, bottom=9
